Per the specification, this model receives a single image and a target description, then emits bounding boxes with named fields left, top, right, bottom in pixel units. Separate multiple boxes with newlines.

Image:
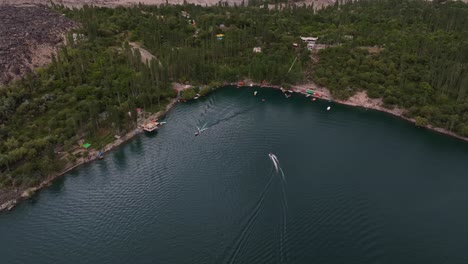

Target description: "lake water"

left=1, top=87, right=468, bottom=264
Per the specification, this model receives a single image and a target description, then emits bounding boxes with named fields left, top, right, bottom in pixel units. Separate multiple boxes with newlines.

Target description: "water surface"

left=1, top=87, right=468, bottom=264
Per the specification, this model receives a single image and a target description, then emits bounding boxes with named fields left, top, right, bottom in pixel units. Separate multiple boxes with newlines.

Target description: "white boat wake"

left=195, top=123, right=209, bottom=136
left=223, top=153, right=289, bottom=264
left=269, top=153, right=288, bottom=263
left=269, top=153, right=286, bottom=184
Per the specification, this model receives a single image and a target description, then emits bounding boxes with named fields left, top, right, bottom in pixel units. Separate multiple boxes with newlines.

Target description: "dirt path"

left=129, top=42, right=162, bottom=66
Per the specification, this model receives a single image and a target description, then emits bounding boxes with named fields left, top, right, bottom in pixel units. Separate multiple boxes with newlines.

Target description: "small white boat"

left=327, top=106, right=331, bottom=111
left=254, top=91, right=258, bottom=96
left=194, top=96, right=199, bottom=100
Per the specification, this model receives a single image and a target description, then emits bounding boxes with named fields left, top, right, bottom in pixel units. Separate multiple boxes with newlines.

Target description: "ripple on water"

left=2, top=87, right=468, bottom=264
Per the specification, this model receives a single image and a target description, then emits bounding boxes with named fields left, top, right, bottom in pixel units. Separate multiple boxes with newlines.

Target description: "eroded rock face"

left=0, top=5, right=76, bottom=85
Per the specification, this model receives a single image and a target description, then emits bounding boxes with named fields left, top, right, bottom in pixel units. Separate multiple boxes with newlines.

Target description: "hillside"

left=1, top=0, right=335, bottom=8
left=0, top=0, right=467, bottom=206
left=0, top=4, right=76, bottom=85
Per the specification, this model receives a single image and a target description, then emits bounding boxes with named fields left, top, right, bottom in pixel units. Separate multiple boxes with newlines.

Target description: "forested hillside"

left=314, top=0, right=468, bottom=134
left=0, top=0, right=467, bottom=190
left=0, top=27, right=175, bottom=188
left=62, top=3, right=313, bottom=85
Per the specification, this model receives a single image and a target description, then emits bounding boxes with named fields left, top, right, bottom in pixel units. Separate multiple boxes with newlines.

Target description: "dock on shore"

left=142, top=120, right=159, bottom=132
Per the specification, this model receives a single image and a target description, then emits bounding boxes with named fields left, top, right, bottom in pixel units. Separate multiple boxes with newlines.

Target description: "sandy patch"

left=129, top=42, right=162, bottom=66
left=31, top=44, right=54, bottom=67
left=336, top=91, right=405, bottom=116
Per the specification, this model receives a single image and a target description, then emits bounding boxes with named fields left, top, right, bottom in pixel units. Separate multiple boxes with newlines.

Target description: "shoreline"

left=234, top=80, right=468, bottom=143
left=2, top=82, right=467, bottom=212
left=0, top=94, right=180, bottom=212
left=331, top=93, right=468, bottom=143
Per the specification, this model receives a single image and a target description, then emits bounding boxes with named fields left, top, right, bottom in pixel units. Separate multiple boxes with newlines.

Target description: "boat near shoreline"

left=1, top=82, right=468, bottom=213
left=0, top=95, right=180, bottom=213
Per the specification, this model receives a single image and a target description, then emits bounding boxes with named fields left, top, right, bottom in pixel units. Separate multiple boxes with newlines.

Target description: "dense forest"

left=0, top=0, right=467, bottom=189
left=313, top=0, right=468, bottom=134
left=62, top=3, right=312, bottom=85
left=0, top=27, right=176, bottom=187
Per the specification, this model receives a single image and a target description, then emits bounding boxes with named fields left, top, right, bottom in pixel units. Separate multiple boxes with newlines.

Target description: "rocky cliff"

left=0, top=4, right=76, bottom=85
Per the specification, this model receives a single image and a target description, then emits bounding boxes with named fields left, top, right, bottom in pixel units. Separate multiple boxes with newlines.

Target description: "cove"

left=1, top=86, right=468, bottom=264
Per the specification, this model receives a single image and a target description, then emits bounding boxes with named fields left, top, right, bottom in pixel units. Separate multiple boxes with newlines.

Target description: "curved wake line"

left=279, top=181, right=288, bottom=263
left=196, top=91, right=256, bottom=133
left=223, top=170, right=276, bottom=264
left=269, top=153, right=288, bottom=263
left=223, top=154, right=288, bottom=264
left=269, top=153, right=279, bottom=172
left=269, top=153, right=287, bottom=184
left=206, top=104, right=257, bottom=130
left=280, top=182, right=289, bottom=211
left=279, top=167, right=287, bottom=185
left=197, top=123, right=209, bottom=132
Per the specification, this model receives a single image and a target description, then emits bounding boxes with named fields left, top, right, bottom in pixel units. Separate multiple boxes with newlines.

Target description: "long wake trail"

left=205, top=104, right=257, bottom=131
left=279, top=177, right=288, bottom=263
left=270, top=153, right=288, bottom=263
left=223, top=154, right=288, bottom=264
left=224, top=169, right=276, bottom=264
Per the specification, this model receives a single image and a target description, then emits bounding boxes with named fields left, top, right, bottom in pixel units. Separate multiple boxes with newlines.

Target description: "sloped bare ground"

left=1, top=0, right=339, bottom=8
left=2, top=0, right=468, bottom=8
left=1, top=0, right=242, bottom=7
left=0, top=4, right=76, bottom=85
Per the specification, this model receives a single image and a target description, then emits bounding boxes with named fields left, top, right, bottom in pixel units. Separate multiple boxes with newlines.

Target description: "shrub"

left=180, top=88, right=197, bottom=100
left=415, top=116, right=429, bottom=127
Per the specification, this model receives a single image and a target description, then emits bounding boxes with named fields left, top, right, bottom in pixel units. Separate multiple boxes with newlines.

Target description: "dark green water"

left=1, top=87, right=468, bottom=264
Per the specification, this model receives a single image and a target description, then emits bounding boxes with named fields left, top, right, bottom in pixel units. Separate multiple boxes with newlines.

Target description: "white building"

left=300, top=36, right=318, bottom=42
left=253, top=47, right=262, bottom=53
left=300, top=36, right=319, bottom=50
